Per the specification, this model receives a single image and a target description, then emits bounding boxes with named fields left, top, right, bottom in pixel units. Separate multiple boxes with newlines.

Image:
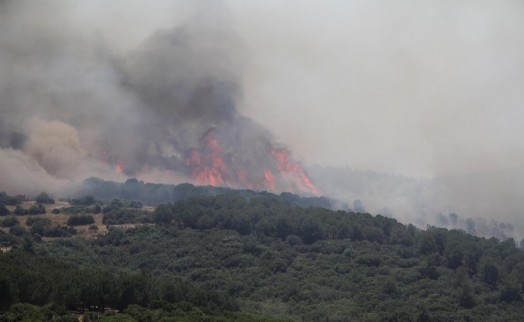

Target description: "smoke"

left=0, top=0, right=318, bottom=196
left=229, top=1, right=524, bottom=239
left=308, top=166, right=524, bottom=240
left=2, top=1, right=524, bottom=239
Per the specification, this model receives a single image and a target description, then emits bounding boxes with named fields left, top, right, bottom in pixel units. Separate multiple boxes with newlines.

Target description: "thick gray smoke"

left=0, top=0, right=143, bottom=192
left=0, top=0, right=317, bottom=196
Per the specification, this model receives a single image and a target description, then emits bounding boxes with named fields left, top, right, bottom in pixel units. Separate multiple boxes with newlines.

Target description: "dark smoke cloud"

left=0, top=0, right=315, bottom=195
left=117, top=13, right=244, bottom=173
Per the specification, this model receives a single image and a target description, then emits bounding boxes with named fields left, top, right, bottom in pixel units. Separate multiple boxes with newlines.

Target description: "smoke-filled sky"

left=64, top=0, right=524, bottom=178
left=236, top=0, right=524, bottom=178
left=2, top=0, right=524, bottom=236
left=4, top=0, right=523, bottom=178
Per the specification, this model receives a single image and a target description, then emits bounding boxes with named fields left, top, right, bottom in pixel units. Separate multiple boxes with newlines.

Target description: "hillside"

left=1, top=188, right=524, bottom=321
left=77, top=177, right=333, bottom=209
left=308, top=166, right=521, bottom=240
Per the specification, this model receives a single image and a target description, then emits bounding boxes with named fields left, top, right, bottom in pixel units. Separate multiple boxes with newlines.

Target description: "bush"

left=62, top=206, right=88, bottom=215
left=71, top=195, right=96, bottom=206
left=0, top=203, right=10, bottom=216
left=103, top=209, right=149, bottom=225
left=0, top=230, right=17, bottom=246
left=44, top=226, right=71, bottom=238
left=25, top=217, right=51, bottom=236
left=153, top=204, right=174, bottom=225
left=128, top=201, right=143, bottom=209
left=26, top=217, right=51, bottom=227
left=35, top=192, right=55, bottom=204
left=67, top=215, right=95, bottom=226
left=0, top=303, right=53, bottom=321
left=14, top=205, right=28, bottom=215
left=0, top=216, right=19, bottom=228
left=30, top=223, right=47, bottom=236
left=29, top=204, right=46, bottom=215
left=356, top=254, right=382, bottom=267
left=9, top=225, right=27, bottom=237
left=0, top=192, right=21, bottom=205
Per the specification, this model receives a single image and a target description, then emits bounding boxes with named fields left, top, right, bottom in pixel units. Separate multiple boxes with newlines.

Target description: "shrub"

left=9, top=225, right=27, bottom=237
left=0, top=203, right=10, bottom=216
left=67, top=215, right=95, bottom=226
left=71, top=195, right=96, bottom=206
left=0, top=192, right=21, bottom=205
left=14, top=206, right=28, bottom=215
left=26, top=217, right=51, bottom=227
left=0, top=216, right=19, bottom=228
left=44, top=226, right=71, bottom=238
left=29, top=204, right=46, bottom=215
left=35, top=192, right=55, bottom=204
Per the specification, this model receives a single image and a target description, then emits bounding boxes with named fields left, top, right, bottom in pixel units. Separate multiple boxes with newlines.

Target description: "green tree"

left=482, top=263, right=500, bottom=286
left=153, top=204, right=174, bottom=225
left=36, top=192, right=55, bottom=204
left=0, top=216, right=18, bottom=227
left=13, top=205, right=28, bottom=215
left=0, top=203, right=10, bottom=216
left=67, top=215, right=95, bottom=226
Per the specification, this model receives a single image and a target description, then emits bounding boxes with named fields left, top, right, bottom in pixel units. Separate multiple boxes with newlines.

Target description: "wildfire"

left=115, top=160, right=125, bottom=174
left=263, top=169, right=276, bottom=191
left=271, top=148, right=321, bottom=195
left=186, top=133, right=229, bottom=186
left=184, top=132, right=321, bottom=196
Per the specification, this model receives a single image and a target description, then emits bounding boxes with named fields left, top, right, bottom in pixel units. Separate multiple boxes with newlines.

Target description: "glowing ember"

left=115, top=160, right=125, bottom=174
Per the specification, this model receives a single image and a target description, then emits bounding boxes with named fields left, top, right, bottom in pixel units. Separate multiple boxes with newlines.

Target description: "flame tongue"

left=186, top=133, right=229, bottom=186
left=263, top=168, right=276, bottom=191
left=183, top=132, right=320, bottom=195
left=271, top=148, right=321, bottom=195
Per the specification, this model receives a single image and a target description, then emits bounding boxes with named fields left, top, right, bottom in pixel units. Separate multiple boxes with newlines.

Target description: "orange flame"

left=115, top=160, right=125, bottom=174
left=271, top=148, right=321, bottom=195
left=184, top=133, right=320, bottom=195
left=186, top=134, right=229, bottom=186
left=263, top=169, right=276, bottom=191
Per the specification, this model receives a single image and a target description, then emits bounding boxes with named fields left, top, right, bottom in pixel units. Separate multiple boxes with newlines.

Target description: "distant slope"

left=308, top=165, right=523, bottom=240
left=76, top=177, right=333, bottom=209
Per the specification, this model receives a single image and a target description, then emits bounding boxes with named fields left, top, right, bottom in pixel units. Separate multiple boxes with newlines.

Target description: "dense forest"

left=1, top=188, right=524, bottom=321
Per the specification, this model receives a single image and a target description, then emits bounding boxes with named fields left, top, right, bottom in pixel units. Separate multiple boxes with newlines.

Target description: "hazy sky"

left=68, top=0, right=524, bottom=178
left=234, top=1, right=524, bottom=178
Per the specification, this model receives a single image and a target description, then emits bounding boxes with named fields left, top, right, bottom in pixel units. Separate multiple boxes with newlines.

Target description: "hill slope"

left=1, top=188, right=524, bottom=321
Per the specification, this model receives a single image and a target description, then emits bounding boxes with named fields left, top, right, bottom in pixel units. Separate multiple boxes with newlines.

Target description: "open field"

left=1, top=201, right=152, bottom=240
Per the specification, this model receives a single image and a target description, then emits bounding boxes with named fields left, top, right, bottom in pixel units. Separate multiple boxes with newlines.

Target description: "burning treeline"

left=0, top=1, right=320, bottom=196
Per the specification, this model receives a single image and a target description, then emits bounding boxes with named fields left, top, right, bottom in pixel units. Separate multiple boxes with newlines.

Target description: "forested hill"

left=2, top=190, right=524, bottom=320
left=77, top=177, right=333, bottom=208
